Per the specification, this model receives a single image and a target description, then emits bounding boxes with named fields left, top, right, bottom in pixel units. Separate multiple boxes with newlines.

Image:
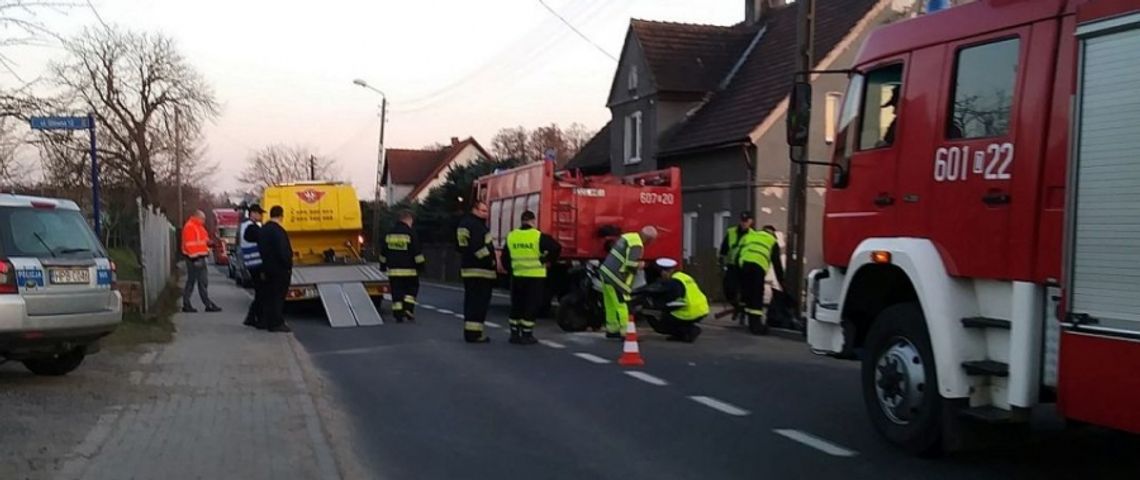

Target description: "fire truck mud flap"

left=316, top=283, right=384, bottom=328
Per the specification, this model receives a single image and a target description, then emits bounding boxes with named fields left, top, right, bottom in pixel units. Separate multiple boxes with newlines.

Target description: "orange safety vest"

left=181, top=217, right=210, bottom=258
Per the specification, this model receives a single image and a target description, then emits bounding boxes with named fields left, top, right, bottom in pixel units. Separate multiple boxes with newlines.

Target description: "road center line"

left=453, top=313, right=465, bottom=319
left=486, top=321, right=503, bottom=328
left=574, top=352, right=611, bottom=364
left=538, top=340, right=566, bottom=349
left=422, top=305, right=438, bottom=310
left=438, top=308, right=455, bottom=315
left=773, top=429, right=858, bottom=457
left=624, top=371, right=668, bottom=386
left=688, top=396, right=751, bottom=416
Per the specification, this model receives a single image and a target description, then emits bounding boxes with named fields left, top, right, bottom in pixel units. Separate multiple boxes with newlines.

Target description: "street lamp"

left=353, top=78, right=389, bottom=256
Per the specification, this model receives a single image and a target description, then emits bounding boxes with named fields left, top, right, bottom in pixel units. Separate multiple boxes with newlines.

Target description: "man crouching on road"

left=635, top=258, right=709, bottom=343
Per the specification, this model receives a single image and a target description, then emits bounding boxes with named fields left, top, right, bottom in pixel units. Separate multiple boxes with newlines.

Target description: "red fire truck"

left=797, top=0, right=1140, bottom=454
left=473, top=162, right=682, bottom=329
left=210, top=208, right=240, bottom=266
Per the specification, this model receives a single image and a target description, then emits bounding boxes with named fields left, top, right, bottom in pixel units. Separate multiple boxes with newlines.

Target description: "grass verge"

left=102, top=281, right=180, bottom=349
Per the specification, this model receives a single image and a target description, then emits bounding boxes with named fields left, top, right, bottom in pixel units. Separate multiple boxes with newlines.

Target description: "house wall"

left=390, top=185, right=415, bottom=204
left=410, top=145, right=486, bottom=203
left=657, top=100, right=702, bottom=135
left=608, top=34, right=660, bottom=176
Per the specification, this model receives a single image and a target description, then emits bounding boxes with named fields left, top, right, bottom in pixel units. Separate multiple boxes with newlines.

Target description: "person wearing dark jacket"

left=258, top=206, right=294, bottom=333
left=381, top=210, right=425, bottom=323
left=239, top=204, right=266, bottom=329
left=718, top=211, right=754, bottom=321
left=456, top=201, right=496, bottom=343
left=501, top=211, right=561, bottom=345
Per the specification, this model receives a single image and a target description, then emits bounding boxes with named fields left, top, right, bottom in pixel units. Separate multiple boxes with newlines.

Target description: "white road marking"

left=624, top=371, right=668, bottom=386
left=422, top=281, right=511, bottom=299
left=486, top=321, right=503, bottom=328
left=538, top=340, right=566, bottom=349
left=422, top=305, right=438, bottom=310
left=688, top=396, right=751, bottom=416
left=454, top=313, right=465, bottom=319
left=574, top=352, right=611, bottom=364
left=773, top=429, right=858, bottom=457
left=438, top=308, right=455, bottom=315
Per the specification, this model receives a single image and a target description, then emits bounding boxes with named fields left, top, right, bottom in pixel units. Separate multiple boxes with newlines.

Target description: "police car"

left=0, top=194, right=122, bottom=376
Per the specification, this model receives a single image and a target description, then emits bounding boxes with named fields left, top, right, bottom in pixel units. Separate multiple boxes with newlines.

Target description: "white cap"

left=655, top=258, right=679, bottom=270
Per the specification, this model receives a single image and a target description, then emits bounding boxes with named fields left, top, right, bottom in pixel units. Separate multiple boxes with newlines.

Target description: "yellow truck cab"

left=260, top=182, right=388, bottom=327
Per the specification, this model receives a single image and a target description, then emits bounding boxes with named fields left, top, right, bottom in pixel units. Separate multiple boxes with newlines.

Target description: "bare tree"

left=239, top=144, right=339, bottom=191
left=564, top=122, right=595, bottom=157
left=490, top=126, right=528, bottom=160
left=47, top=26, right=219, bottom=203
left=527, top=123, right=568, bottom=163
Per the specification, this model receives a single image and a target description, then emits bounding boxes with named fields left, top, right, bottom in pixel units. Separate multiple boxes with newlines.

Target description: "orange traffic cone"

left=618, top=314, right=645, bottom=367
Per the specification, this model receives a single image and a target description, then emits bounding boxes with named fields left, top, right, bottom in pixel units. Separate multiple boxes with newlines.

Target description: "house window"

left=947, top=38, right=1019, bottom=139
left=628, top=65, right=639, bottom=91
left=713, top=210, right=732, bottom=251
left=824, top=92, right=843, bottom=144
left=858, top=64, right=904, bottom=150
left=682, top=212, right=698, bottom=261
left=624, top=111, right=643, bottom=165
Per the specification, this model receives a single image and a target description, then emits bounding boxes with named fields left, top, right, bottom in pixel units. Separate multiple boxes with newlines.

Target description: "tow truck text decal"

left=933, top=142, right=1013, bottom=182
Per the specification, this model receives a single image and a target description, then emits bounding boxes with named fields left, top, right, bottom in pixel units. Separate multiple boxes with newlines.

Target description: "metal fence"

left=137, top=198, right=176, bottom=313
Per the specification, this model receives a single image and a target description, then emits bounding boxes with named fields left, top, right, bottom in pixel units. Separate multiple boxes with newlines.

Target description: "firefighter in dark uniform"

left=737, top=225, right=784, bottom=334
left=380, top=210, right=425, bottom=323
left=456, top=201, right=496, bottom=343
left=718, top=211, right=754, bottom=321
left=500, top=210, right=561, bottom=345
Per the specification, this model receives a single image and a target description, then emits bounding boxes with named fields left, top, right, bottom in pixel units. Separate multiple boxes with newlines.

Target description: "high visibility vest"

left=506, top=228, right=545, bottom=278
left=723, top=227, right=752, bottom=265
left=238, top=220, right=262, bottom=268
left=599, top=232, right=643, bottom=293
left=670, top=272, right=709, bottom=321
left=181, top=219, right=209, bottom=258
left=738, top=229, right=777, bottom=271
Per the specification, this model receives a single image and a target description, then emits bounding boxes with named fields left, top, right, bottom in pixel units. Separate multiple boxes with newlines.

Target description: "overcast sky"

left=5, top=0, right=744, bottom=198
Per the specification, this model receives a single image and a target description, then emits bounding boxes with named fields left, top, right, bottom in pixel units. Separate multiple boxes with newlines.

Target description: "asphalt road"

left=288, top=283, right=1140, bottom=480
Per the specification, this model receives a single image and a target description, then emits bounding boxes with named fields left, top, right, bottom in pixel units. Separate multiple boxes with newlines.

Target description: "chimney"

left=450, top=137, right=460, bottom=146
left=745, top=0, right=786, bottom=25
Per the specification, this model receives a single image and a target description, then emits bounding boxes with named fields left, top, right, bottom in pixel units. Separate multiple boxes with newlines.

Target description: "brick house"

left=567, top=0, right=918, bottom=298
left=381, top=137, right=493, bottom=204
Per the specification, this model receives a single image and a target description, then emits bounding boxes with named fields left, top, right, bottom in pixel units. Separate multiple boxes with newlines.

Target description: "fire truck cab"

left=799, top=0, right=1140, bottom=453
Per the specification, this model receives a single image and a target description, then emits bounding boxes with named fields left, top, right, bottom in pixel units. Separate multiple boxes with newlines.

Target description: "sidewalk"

left=56, top=270, right=350, bottom=480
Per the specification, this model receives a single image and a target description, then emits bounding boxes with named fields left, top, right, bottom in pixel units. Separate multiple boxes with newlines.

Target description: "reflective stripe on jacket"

left=599, top=232, right=643, bottom=294
left=181, top=217, right=210, bottom=258
left=670, top=272, right=709, bottom=321
left=506, top=228, right=545, bottom=278
left=738, top=229, right=777, bottom=271
left=239, top=220, right=262, bottom=268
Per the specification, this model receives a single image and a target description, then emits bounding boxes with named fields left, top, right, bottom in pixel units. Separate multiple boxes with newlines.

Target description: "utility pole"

left=371, top=98, right=388, bottom=255
left=309, top=154, right=316, bottom=181
left=785, top=0, right=815, bottom=318
left=175, top=109, right=183, bottom=222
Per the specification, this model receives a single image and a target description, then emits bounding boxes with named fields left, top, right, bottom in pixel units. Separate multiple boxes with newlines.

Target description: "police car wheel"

left=23, top=348, right=86, bottom=376
left=861, top=302, right=943, bottom=456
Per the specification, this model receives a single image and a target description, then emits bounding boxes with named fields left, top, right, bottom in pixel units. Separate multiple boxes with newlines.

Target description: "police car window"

left=948, top=38, right=1019, bottom=139
left=1, top=207, right=104, bottom=258
left=858, top=64, right=903, bottom=150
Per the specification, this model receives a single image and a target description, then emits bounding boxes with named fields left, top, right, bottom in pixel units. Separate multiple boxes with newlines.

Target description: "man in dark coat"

left=258, top=206, right=294, bottom=333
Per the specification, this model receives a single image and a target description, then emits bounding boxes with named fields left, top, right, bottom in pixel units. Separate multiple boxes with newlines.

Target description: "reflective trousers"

left=390, top=276, right=420, bottom=322
left=602, top=283, right=629, bottom=335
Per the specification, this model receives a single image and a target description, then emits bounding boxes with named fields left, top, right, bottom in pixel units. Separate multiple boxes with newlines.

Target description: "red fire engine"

left=473, top=162, right=682, bottom=326
left=798, top=0, right=1140, bottom=453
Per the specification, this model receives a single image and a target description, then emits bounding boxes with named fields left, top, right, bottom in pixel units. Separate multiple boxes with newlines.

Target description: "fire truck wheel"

left=862, top=302, right=943, bottom=456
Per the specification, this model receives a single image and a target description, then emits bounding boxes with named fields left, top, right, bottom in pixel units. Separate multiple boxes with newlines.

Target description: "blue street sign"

left=29, top=116, right=91, bottom=130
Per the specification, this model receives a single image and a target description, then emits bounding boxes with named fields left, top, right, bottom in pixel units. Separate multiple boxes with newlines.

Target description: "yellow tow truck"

left=261, top=181, right=388, bottom=327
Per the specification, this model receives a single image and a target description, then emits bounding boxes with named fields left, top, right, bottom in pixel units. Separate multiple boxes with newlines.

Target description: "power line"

left=85, top=0, right=111, bottom=31
left=537, top=0, right=618, bottom=62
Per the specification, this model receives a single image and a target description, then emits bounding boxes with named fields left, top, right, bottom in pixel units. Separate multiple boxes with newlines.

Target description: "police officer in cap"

left=240, top=204, right=266, bottom=328
left=639, top=258, right=709, bottom=343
